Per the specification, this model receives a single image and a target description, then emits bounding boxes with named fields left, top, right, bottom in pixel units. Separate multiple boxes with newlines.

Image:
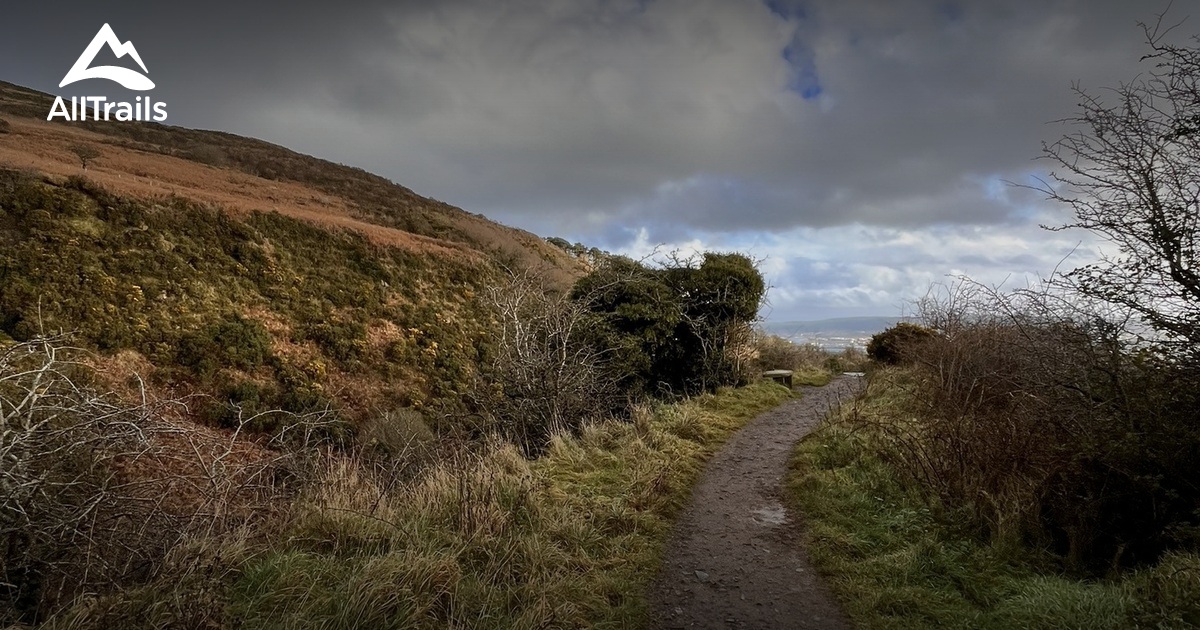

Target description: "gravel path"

left=649, top=376, right=864, bottom=629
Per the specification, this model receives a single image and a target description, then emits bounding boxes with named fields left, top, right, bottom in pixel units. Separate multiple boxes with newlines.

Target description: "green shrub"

left=177, top=314, right=273, bottom=376
left=866, top=322, right=936, bottom=365
left=571, top=252, right=765, bottom=397
left=302, top=318, right=367, bottom=365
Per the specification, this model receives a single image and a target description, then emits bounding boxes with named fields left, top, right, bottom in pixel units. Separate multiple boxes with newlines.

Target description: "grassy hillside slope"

left=0, top=81, right=579, bottom=283
left=0, top=81, right=585, bottom=425
left=0, top=170, right=494, bottom=423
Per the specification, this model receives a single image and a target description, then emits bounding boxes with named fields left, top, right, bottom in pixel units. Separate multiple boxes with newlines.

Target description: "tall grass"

left=48, top=380, right=792, bottom=628
left=229, top=380, right=792, bottom=629
left=786, top=367, right=1200, bottom=629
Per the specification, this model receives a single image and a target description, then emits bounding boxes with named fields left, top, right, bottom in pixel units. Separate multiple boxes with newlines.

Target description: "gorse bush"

left=0, top=170, right=495, bottom=418
left=571, top=252, right=765, bottom=397
left=866, top=321, right=936, bottom=365
left=301, top=317, right=367, bottom=366
left=176, top=314, right=273, bottom=376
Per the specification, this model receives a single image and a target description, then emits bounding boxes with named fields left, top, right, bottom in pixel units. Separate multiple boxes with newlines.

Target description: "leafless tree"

left=1038, top=15, right=1200, bottom=353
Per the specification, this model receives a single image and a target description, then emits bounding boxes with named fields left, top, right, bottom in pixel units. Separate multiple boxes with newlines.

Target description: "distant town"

left=764, top=316, right=913, bottom=352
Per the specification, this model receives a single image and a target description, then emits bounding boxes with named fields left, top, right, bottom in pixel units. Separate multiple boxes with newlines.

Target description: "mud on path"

left=650, top=376, right=864, bottom=629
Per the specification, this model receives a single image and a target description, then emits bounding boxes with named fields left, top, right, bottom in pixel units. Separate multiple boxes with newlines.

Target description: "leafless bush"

left=0, top=335, right=337, bottom=624
left=872, top=306, right=1077, bottom=546
left=867, top=279, right=1200, bottom=572
left=751, top=333, right=827, bottom=371
left=473, top=270, right=627, bottom=454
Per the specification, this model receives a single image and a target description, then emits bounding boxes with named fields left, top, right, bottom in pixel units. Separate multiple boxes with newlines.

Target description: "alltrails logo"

left=47, top=23, right=168, bottom=122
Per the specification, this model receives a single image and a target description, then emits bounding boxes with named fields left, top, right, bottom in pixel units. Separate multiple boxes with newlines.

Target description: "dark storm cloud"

left=1, top=0, right=1174, bottom=232
left=1, top=0, right=1191, bottom=318
left=0, top=1, right=397, bottom=121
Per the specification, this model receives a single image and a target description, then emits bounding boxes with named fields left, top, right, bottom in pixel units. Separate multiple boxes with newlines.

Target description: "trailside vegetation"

left=0, top=166, right=776, bottom=625
left=4, top=333, right=792, bottom=628
left=788, top=21, right=1200, bottom=627
left=788, top=367, right=1200, bottom=629
left=571, top=252, right=765, bottom=397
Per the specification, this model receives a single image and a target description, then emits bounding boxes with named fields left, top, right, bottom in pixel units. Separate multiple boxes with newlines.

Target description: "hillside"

left=0, top=80, right=584, bottom=425
left=0, top=81, right=580, bottom=280
left=0, top=81, right=791, bottom=629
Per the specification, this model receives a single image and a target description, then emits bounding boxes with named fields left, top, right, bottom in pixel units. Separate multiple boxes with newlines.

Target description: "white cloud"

left=608, top=217, right=1105, bottom=320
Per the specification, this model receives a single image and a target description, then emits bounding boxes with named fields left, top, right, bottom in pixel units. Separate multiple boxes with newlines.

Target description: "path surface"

left=650, top=376, right=864, bottom=629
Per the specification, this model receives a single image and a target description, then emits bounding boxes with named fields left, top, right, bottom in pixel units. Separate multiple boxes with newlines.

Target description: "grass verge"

left=234, top=380, right=792, bottom=629
left=53, top=380, right=793, bottom=629
left=785, top=368, right=1200, bottom=629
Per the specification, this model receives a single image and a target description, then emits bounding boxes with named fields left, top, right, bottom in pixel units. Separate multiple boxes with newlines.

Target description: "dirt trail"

left=650, top=376, right=863, bottom=629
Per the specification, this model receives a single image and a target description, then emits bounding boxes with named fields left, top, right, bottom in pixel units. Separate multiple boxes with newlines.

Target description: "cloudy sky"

left=1, top=0, right=1193, bottom=320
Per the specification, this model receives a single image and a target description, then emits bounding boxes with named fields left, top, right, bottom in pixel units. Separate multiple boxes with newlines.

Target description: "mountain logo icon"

left=59, top=23, right=155, bottom=91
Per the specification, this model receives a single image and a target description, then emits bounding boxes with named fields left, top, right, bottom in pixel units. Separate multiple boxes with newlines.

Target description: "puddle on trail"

left=751, top=503, right=789, bottom=526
